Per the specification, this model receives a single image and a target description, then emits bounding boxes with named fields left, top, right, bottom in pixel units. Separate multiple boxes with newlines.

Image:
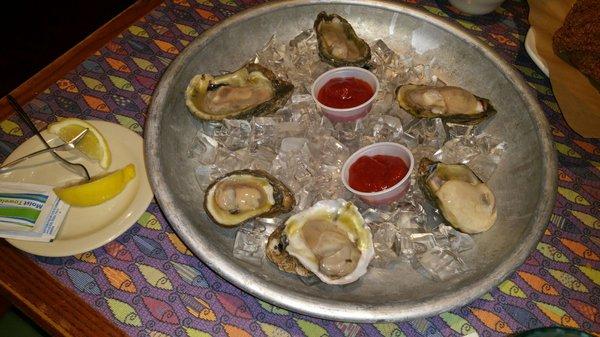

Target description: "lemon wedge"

left=48, top=118, right=111, bottom=169
left=55, top=164, right=136, bottom=207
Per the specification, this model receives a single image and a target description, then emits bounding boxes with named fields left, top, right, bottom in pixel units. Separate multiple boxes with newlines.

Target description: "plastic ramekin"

left=341, top=142, right=414, bottom=205
left=311, top=67, right=379, bottom=122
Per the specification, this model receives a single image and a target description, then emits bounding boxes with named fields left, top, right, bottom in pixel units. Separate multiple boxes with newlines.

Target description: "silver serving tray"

left=145, top=0, right=557, bottom=322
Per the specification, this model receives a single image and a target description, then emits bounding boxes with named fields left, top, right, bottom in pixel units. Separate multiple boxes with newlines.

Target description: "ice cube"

left=412, top=248, right=467, bottom=281
left=232, top=222, right=270, bottom=266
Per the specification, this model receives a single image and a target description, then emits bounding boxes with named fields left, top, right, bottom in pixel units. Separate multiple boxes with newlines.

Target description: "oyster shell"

left=314, top=12, right=371, bottom=67
left=185, top=63, right=293, bottom=121
left=280, top=199, right=374, bottom=285
left=204, top=169, right=295, bottom=227
left=395, top=84, right=496, bottom=124
left=266, top=225, right=312, bottom=277
left=418, top=158, right=497, bottom=234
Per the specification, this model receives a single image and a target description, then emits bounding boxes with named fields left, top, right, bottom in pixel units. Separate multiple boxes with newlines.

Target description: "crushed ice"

left=190, top=31, right=506, bottom=282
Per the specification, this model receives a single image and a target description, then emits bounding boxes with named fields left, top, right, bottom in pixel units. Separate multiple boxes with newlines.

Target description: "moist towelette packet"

left=0, top=182, right=70, bottom=242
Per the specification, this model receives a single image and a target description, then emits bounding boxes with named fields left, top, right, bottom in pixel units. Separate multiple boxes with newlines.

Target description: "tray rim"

left=144, top=0, right=557, bottom=322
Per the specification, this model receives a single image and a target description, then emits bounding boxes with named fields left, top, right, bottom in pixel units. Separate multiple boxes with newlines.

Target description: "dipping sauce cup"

left=311, top=67, right=379, bottom=122
left=341, top=142, right=414, bottom=205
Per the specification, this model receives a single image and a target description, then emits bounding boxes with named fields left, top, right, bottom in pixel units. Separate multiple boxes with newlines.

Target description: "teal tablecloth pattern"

left=0, top=0, right=598, bottom=336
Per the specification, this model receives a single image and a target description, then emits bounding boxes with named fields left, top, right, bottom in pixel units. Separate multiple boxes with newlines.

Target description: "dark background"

left=0, top=1, right=136, bottom=97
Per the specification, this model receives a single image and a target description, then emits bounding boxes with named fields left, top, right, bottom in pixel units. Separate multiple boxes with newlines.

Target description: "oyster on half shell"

left=204, top=169, right=295, bottom=227
left=270, top=199, right=374, bottom=285
left=185, top=63, right=293, bottom=121
left=314, top=12, right=371, bottom=67
left=396, top=84, right=496, bottom=124
left=418, top=158, right=497, bottom=234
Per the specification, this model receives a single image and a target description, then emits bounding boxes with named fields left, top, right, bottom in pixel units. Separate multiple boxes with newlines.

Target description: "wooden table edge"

left=0, top=1, right=161, bottom=336
left=0, top=0, right=162, bottom=121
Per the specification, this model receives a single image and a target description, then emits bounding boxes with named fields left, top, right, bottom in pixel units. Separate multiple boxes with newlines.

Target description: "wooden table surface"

left=0, top=1, right=160, bottom=336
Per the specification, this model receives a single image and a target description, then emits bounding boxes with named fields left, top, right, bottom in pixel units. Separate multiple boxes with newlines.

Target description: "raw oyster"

left=279, top=199, right=374, bottom=285
left=396, top=84, right=496, bottom=124
left=266, top=225, right=312, bottom=277
left=314, top=12, right=371, bottom=67
left=418, top=158, right=497, bottom=234
left=204, top=169, right=295, bottom=227
left=185, top=63, right=293, bottom=121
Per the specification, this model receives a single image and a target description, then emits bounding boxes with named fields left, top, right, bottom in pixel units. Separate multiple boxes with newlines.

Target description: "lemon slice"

left=48, top=118, right=111, bottom=169
left=55, top=164, right=136, bottom=207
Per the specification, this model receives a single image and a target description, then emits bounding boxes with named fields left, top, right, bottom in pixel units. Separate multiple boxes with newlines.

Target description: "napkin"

left=528, top=0, right=600, bottom=138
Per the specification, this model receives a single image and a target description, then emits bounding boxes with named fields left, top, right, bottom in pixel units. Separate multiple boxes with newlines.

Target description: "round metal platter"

left=145, top=0, right=557, bottom=322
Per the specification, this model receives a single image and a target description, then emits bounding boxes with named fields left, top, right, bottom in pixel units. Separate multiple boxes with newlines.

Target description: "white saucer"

left=525, top=28, right=549, bottom=77
left=1, top=120, right=153, bottom=257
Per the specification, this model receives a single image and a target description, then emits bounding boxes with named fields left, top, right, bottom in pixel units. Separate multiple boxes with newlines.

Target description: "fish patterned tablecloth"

left=0, top=0, right=598, bottom=336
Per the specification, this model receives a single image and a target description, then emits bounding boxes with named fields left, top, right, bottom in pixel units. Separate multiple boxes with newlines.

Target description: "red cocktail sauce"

left=348, top=155, right=409, bottom=193
left=317, top=77, right=374, bottom=109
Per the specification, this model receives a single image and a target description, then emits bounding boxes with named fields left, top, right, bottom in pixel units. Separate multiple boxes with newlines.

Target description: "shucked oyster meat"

left=267, top=199, right=374, bottom=285
left=314, top=12, right=371, bottom=67
left=418, top=158, right=497, bottom=234
left=185, top=63, right=293, bottom=121
left=204, top=169, right=295, bottom=227
left=396, top=84, right=496, bottom=124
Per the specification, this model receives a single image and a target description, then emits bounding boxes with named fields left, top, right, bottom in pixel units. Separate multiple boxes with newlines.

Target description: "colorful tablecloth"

left=1, top=0, right=598, bottom=336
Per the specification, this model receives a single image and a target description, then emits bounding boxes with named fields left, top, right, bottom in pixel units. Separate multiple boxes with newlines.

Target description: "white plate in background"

left=525, top=28, right=549, bottom=76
